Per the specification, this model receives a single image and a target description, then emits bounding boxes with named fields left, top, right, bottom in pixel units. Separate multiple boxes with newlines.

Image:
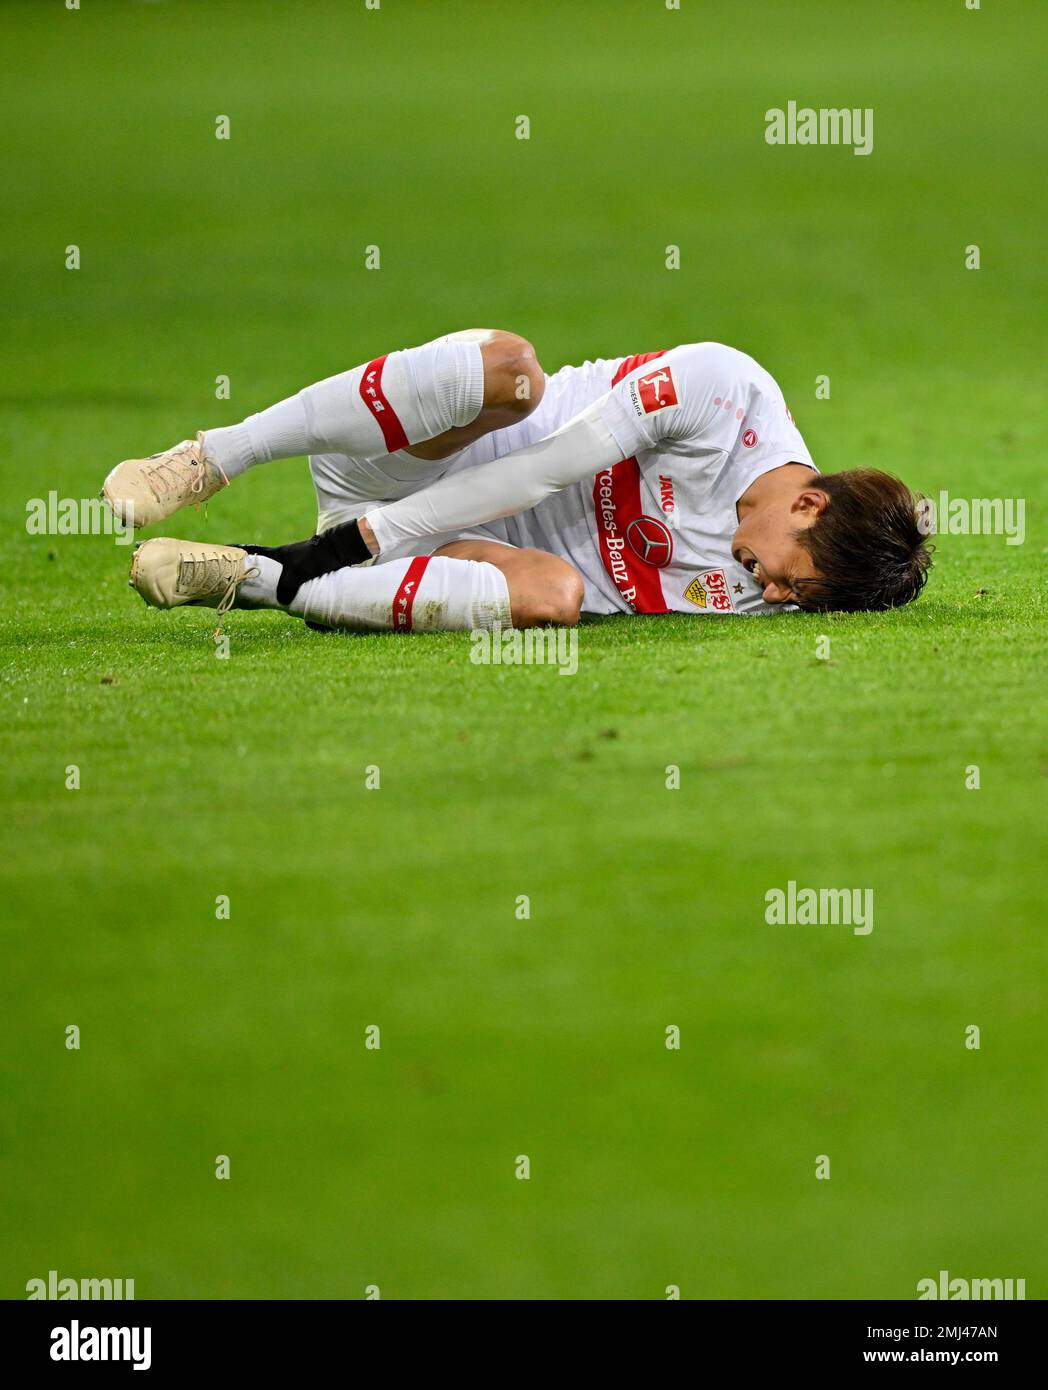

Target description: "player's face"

left=731, top=500, right=821, bottom=606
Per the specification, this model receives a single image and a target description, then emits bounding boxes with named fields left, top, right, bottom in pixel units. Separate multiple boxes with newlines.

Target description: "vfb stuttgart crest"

left=626, top=515, right=674, bottom=567
left=683, top=569, right=735, bottom=612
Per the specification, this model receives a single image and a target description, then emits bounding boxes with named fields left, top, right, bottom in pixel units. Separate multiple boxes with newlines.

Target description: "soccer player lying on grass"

left=102, top=329, right=931, bottom=634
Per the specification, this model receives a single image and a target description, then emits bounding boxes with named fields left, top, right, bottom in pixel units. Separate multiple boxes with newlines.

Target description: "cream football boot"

left=129, top=538, right=257, bottom=630
left=103, top=433, right=228, bottom=529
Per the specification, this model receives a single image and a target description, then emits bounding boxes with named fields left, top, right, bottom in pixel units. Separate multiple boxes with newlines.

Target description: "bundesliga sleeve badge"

left=626, top=366, right=679, bottom=416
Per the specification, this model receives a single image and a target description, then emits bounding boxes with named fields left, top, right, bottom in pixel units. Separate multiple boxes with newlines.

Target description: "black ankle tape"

left=242, top=520, right=371, bottom=605
left=318, top=519, right=372, bottom=570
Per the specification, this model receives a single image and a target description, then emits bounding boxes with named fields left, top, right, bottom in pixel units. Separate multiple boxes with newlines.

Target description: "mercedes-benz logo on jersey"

left=626, top=515, right=674, bottom=568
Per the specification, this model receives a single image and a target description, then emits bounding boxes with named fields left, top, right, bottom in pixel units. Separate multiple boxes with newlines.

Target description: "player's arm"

left=360, top=399, right=626, bottom=555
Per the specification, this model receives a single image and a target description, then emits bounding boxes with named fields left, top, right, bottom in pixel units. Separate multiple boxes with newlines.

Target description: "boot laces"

left=175, top=549, right=258, bottom=639
left=144, top=439, right=205, bottom=502
left=143, top=434, right=226, bottom=503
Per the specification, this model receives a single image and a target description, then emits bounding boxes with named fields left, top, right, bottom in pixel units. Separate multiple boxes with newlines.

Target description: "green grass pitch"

left=1, top=0, right=1045, bottom=1299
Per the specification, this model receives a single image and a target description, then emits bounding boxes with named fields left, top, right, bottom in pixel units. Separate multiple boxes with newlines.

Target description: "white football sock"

left=235, top=553, right=283, bottom=608
left=237, top=552, right=511, bottom=633
left=203, top=335, right=485, bottom=479
left=362, top=400, right=622, bottom=555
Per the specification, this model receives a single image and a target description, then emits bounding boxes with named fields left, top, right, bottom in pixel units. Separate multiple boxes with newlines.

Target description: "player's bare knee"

left=481, top=331, right=545, bottom=418
left=553, top=566, right=585, bottom=625
left=514, top=559, right=584, bottom=627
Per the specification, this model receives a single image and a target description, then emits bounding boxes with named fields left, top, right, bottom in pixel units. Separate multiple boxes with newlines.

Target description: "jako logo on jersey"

left=626, top=516, right=674, bottom=568
left=683, top=570, right=735, bottom=612
left=657, top=474, right=675, bottom=513
left=742, top=428, right=758, bottom=448
left=627, top=367, right=679, bottom=417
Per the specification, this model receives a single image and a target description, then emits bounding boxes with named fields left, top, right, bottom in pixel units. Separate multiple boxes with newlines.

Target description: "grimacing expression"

left=732, top=486, right=827, bottom=605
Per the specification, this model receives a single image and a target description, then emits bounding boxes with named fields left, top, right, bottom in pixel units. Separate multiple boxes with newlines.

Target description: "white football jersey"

left=440, top=343, right=817, bottom=616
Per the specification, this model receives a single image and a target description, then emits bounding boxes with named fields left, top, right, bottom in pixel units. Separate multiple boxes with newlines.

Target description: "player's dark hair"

left=792, top=469, right=932, bottom=613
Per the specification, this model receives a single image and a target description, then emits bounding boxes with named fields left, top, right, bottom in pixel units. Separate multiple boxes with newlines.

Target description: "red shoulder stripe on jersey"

left=359, top=354, right=410, bottom=453
left=392, top=555, right=430, bottom=631
left=612, top=351, right=666, bottom=385
left=589, top=352, right=670, bottom=614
